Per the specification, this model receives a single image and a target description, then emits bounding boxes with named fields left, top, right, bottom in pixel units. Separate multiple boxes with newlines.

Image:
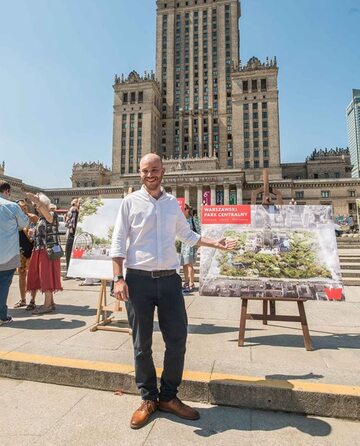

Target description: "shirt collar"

left=140, top=185, right=166, bottom=201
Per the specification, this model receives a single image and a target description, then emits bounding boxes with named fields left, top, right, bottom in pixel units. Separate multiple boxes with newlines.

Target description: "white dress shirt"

left=110, top=186, right=200, bottom=271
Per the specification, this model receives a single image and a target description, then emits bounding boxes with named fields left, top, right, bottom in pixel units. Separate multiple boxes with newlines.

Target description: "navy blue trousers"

left=125, top=272, right=187, bottom=402
left=0, top=269, right=15, bottom=320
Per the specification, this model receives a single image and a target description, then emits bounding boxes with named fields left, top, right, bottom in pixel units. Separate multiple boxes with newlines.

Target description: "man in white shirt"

left=0, top=182, right=29, bottom=325
left=111, top=153, right=235, bottom=429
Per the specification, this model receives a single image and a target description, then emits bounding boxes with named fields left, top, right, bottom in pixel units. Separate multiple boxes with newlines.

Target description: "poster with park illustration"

left=200, top=205, right=345, bottom=301
left=67, top=198, right=122, bottom=279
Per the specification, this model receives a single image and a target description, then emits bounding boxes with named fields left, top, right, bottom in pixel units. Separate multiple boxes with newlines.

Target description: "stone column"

left=184, top=185, right=190, bottom=204
left=189, top=110, right=193, bottom=156
left=197, top=185, right=203, bottom=217
left=224, top=184, right=230, bottom=205
left=198, top=109, right=203, bottom=155
left=236, top=185, right=243, bottom=204
left=210, top=185, right=216, bottom=205
left=179, top=111, right=184, bottom=158
left=172, top=186, right=178, bottom=198
left=208, top=107, right=213, bottom=157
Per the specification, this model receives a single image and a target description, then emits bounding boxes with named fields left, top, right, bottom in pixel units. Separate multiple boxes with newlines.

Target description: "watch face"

left=114, top=275, right=124, bottom=282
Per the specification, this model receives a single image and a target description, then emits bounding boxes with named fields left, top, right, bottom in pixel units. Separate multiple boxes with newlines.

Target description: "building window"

left=123, top=93, right=128, bottom=104
left=321, top=191, right=330, bottom=198
left=138, top=91, right=143, bottom=103
left=251, top=79, right=258, bottom=91
left=295, top=191, right=304, bottom=199
left=242, top=81, right=248, bottom=93
left=261, top=79, right=267, bottom=91
left=349, top=190, right=356, bottom=197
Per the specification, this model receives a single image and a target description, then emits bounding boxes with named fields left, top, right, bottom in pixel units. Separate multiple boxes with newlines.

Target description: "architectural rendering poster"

left=67, top=198, right=122, bottom=279
left=200, top=205, right=345, bottom=301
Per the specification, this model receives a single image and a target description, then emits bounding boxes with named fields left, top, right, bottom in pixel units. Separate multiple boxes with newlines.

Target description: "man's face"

left=140, top=157, right=165, bottom=192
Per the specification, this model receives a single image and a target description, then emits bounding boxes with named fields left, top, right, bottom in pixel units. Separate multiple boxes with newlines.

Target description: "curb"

left=0, top=351, right=359, bottom=420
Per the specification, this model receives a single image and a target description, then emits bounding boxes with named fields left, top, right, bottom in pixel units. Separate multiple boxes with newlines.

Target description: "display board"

left=199, top=205, right=345, bottom=301
left=67, top=198, right=122, bottom=279
left=357, top=199, right=360, bottom=226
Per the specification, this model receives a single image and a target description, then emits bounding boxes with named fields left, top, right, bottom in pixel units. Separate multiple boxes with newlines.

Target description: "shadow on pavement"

left=5, top=318, right=86, bottom=330
left=158, top=405, right=332, bottom=438
left=242, top=333, right=360, bottom=350
left=265, top=372, right=324, bottom=381
left=11, top=305, right=97, bottom=318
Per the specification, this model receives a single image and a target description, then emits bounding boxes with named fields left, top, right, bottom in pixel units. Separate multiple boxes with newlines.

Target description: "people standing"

left=25, top=192, right=62, bottom=314
left=64, top=198, right=79, bottom=276
left=13, top=199, right=38, bottom=310
left=180, top=204, right=201, bottom=293
left=110, top=153, right=235, bottom=430
left=0, top=182, right=29, bottom=325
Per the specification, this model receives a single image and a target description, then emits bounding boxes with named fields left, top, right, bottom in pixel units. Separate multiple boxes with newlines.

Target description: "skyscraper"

left=112, top=0, right=281, bottom=181
left=346, top=89, right=360, bottom=178
left=156, top=0, right=240, bottom=169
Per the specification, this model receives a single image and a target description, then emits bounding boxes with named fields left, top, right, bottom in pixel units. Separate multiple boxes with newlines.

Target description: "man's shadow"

left=156, top=405, right=331, bottom=438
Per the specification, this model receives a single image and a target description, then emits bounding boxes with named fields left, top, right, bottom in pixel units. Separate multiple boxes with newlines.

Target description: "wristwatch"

left=113, top=275, right=125, bottom=282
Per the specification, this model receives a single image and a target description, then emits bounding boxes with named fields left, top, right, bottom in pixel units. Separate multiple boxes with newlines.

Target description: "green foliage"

left=78, top=198, right=104, bottom=224
left=216, top=229, right=332, bottom=279
left=107, top=225, right=115, bottom=241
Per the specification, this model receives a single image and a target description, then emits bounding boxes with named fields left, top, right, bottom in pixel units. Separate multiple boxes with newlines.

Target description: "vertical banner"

left=229, top=190, right=237, bottom=205
left=177, top=197, right=185, bottom=212
left=216, top=190, right=224, bottom=205
left=202, top=190, right=211, bottom=205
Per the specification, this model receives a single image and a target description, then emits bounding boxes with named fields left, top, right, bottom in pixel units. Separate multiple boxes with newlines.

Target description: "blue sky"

left=0, top=0, right=359, bottom=188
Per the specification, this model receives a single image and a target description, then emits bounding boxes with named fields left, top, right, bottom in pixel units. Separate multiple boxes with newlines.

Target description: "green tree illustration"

left=78, top=198, right=104, bottom=224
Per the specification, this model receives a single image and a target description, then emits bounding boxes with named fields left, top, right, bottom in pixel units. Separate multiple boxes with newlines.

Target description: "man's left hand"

left=216, top=238, right=236, bottom=251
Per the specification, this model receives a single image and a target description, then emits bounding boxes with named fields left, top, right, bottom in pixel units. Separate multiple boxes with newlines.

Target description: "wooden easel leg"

left=91, top=281, right=106, bottom=332
left=297, top=301, right=314, bottom=351
left=238, top=298, right=248, bottom=347
left=262, top=300, right=268, bottom=325
left=270, top=300, right=276, bottom=316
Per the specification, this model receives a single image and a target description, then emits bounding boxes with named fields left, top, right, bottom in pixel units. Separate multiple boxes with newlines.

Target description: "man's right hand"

left=114, top=279, right=129, bottom=302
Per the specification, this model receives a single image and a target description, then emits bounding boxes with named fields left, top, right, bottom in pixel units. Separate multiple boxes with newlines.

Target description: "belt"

left=126, top=268, right=176, bottom=279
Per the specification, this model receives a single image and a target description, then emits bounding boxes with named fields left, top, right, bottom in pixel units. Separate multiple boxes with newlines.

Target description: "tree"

left=78, top=198, right=104, bottom=224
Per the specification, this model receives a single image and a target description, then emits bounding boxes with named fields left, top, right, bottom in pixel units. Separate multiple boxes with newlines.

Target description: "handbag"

left=19, top=230, right=34, bottom=259
left=45, top=215, right=64, bottom=261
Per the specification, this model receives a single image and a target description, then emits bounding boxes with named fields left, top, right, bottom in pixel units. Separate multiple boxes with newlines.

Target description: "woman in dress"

left=180, top=204, right=201, bottom=293
left=13, top=199, right=38, bottom=310
left=25, top=192, right=62, bottom=314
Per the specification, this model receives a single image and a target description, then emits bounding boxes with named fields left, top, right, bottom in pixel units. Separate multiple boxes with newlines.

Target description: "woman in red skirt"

left=25, top=192, right=62, bottom=314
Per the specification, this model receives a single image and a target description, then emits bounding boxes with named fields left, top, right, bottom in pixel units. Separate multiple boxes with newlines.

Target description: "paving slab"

left=0, top=276, right=359, bottom=419
left=1, top=378, right=360, bottom=446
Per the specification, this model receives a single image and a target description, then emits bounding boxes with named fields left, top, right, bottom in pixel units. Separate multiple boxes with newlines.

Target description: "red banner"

left=202, top=205, right=251, bottom=224
left=177, top=197, right=185, bottom=211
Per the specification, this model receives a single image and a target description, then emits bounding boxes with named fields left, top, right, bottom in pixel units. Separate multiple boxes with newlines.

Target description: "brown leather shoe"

left=130, top=400, right=158, bottom=429
left=159, top=397, right=200, bottom=420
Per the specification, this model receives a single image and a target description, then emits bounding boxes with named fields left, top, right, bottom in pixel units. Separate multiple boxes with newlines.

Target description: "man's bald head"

left=139, top=153, right=165, bottom=198
left=139, top=153, right=163, bottom=169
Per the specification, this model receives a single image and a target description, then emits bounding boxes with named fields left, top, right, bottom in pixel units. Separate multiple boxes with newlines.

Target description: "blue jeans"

left=0, top=269, right=15, bottom=320
left=125, top=272, right=188, bottom=402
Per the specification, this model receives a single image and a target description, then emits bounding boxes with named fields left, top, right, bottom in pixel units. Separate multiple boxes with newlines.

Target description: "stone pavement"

left=1, top=377, right=360, bottom=446
left=0, top=277, right=359, bottom=419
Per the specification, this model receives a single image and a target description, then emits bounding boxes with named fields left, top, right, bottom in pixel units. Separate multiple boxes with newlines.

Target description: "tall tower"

left=346, top=89, right=360, bottom=178
left=111, top=71, right=161, bottom=182
left=232, top=57, right=282, bottom=180
left=156, top=0, right=241, bottom=168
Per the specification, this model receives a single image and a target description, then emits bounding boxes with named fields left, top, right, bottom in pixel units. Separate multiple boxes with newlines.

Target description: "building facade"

left=2, top=1, right=360, bottom=223
left=347, top=89, right=360, bottom=178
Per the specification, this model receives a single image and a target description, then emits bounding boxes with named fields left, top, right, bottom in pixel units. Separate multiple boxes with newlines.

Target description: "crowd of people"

left=0, top=181, right=81, bottom=323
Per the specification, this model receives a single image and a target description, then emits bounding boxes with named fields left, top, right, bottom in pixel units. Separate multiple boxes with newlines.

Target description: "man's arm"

left=112, top=257, right=129, bottom=302
left=14, top=204, right=30, bottom=230
left=196, top=236, right=236, bottom=251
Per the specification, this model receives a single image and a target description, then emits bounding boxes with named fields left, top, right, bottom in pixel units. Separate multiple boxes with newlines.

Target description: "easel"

left=238, top=169, right=314, bottom=351
left=90, top=279, right=132, bottom=334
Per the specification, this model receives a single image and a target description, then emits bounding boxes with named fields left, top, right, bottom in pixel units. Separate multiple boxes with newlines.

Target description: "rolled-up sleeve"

left=15, top=205, right=29, bottom=229
left=175, top=209, right=200, bottom=247
left=110, top=199, right=130, bottom=258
